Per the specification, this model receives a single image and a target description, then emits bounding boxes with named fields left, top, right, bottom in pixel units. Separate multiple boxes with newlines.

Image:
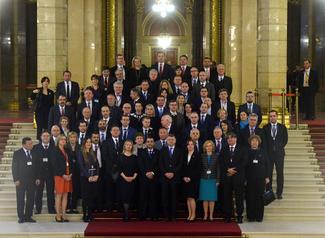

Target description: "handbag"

left=263, top=189, right=276, bottom=206
left=31, top=91, right=41, bottom=111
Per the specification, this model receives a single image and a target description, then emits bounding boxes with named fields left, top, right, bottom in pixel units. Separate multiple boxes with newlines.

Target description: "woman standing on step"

left=118, top=140, right=138, bottom=221
left=198, top=140, right=220, bottom=221
left=182, top=139, right=201, bottom=221
left=31, top=76, right=54, bottom=140
left=246, top=135, right=269, bottom=222
left=52, top=135, right=73, bottom=222
left=78, top=138, right=99, bottom=222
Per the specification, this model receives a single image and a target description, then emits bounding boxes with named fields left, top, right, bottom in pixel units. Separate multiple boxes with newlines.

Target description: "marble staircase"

left=0, top=123, right=325, bottom=222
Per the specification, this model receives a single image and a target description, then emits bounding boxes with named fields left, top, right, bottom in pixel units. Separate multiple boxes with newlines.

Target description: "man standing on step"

left=263, top=110, right=288, bottom=199
left=12, top=137, right=40, bottom=223
left=33, top=131, right=55, bottom=214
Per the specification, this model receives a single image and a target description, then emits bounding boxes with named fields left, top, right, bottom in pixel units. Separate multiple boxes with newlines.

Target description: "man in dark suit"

left=138, top=136, right=160, bottom=220
left=192, top=87, right=211, bottom=112
left=219, top=133, right=247, bottom=224
left=77, top=121, right=90, bottom=145
left=178, top=54, right=191, bottom=83
left=48, top=95, right=75, bottom=131
left=200, top=57, right=217, bottom=82
left=148, top=69, right=161, bottom=97
left=188, top=67, right=199, bottom=90
left=33, top=131, right=55, bottom=214
left=199, top=103, right=214, bottom=140
left=184, top=112, right=205, bottom=141
left=159, top=134, right=183, bottom=221
left=78, top=107, right=96, bottom=136
left=171, top=75, right=183, bottom=98
left=154, top=127, right=168, bottom=151
left=298, top=58, right=319, bottom=120
left=211, top=64, right=233, bottom=97
left=105, top=94, right=122, bottom=122
left=152, top=51, right=174, bottom=81
left=120, top=114, right=137, bottom=142
left=239, top=113, right=264, bottom=148
left=179, top=81, right=194, bottom=104
left=55, top=70, right=80, bottom=109
left=98, top=66, right=113, bottom=94
left=215, top=89, right=236, bottom=124
left=113, top=81, right=129, bottom=108
left=110, top=54, right=130, bottom=82
left=140, top=116, right=155, bottom=141
left=165, top=100, right=185, bottom=144
left=77, top=87, right=100, bottom=121
left=12, top=137, right=40, bottom=223
left=99, top=105, right=117, bottom=133
left=101, top=126, right=122, bottom=211
left=192, top=71, right=216, bottom=101
left=155, top=95, right=169, bottom=118
left=139, top=80, right=155, bottom=106
left=237, top=91, right=262, bottom=125
left=129, top=88, right=144, bottom=113
left=263, top=110, right=288, bottom=199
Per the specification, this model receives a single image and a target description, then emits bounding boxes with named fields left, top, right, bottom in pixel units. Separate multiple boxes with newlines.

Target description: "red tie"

left=181, top=66, right=185, bottom=75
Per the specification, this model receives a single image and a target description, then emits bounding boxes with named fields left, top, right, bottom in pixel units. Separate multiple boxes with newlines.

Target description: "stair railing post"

left=295, top=88, right=299, bottom=130
left=281, top=88, right=286, bottom=125
left=268, top=89, right=272, bottom=113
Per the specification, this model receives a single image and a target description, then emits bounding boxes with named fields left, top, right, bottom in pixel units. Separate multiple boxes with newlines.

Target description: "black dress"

left=31, top=88, right=54, bottom=139
left=118, top=154, right=138, bottom=204
left=129, top=67, right=148, bottom=87
left=182, top=151, right=201, bottom=199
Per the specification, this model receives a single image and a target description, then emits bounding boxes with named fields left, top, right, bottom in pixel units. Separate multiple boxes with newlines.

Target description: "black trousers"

left=80, top=177, right=98, bottom=218
left=95, top=168, right=106, bottom=211
left=301, top=87, right=316, bottom=119
left=139, top=178, right=158, bottom=219
left=269, top=154, right=284, bottom=196
left=246, top=179, right=265, bottom=221
left=105, top=176, right=118, bottom=211
left=223, top=176, right=244, bottom=219
left=161, top=178, right=178, bottom=219
left=16, top=181, right=35, bottom=220
left=34, top=176, right=55, bottom=212
left=216, top=181, right=224, bottom=214
left=68, top=167, right=80, bottom=210
left=35, top=110, right=49, bottom=140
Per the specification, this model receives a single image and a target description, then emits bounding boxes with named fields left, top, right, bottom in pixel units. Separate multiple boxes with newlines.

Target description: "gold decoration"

left=103, top=0, right=116, bottom=67
left=210, top=0, right=224, bottom=63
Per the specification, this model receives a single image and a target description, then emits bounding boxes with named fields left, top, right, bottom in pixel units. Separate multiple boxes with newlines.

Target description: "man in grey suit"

left=192, top=71, right=216, bottom=101
left=154, top=127, right=168, bottom=151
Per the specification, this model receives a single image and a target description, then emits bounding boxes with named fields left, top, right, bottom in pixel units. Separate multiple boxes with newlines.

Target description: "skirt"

left=55, top=176, right=73, bottom=194
left=198, top=178, right=218, bottom=201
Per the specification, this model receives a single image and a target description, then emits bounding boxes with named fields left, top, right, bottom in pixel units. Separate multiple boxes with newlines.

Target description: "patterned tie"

left=27, top=150, right=32, bottom=160
left=123, top=129, right=127, bottom=141
left=272, top=124, right=277, bottom=139
left=60, top=106, right=64, bottom=116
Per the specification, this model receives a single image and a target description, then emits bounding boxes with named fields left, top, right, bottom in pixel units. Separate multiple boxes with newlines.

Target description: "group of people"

left=13, top=52, right=290, bottom=225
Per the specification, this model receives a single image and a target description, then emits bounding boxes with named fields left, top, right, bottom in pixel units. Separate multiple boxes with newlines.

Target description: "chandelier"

left=152, top=0, right=175, bottom=18
left=158, top=33, right=171, bottom=49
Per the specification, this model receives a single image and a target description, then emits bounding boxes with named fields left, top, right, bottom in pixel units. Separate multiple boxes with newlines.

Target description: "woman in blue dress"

left=199, top=140, right=220, bottom=221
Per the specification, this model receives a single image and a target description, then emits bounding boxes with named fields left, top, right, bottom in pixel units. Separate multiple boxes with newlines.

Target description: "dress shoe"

left=18, top=218, right=24, bottom=224
left=256, top=219, right=263, bottom=222
left=66, top=210, right=73, bottom=214
left=55, top=216, right=63, bottom=223
left=25, top=218, right=36, bottom=223
left=224, top=218, right=231, bottom=223
left=123, top=216, right=130, bottom=222
left=34, top=210, right=41, bottom=215
left=277, top=194, right=283, bottom=200
left=236, top=217, right=243, bottom=224
left=72, top=209, right=79, bottom=214
left=150, top=217, right=158, bottom=221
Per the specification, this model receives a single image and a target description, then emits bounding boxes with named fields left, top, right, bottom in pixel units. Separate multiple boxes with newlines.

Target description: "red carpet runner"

left=84, top=220, right=242, bottom=237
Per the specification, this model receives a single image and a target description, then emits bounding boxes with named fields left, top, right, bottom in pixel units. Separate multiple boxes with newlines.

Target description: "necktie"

left=304, top=71, right=309, bottom=87
left=144, top=92, right=147, bottom=100
left=149, top=150, right=153, bottom=157
left=94, top=144, right=98, bottom=152
left=66, top=82, right=70, bottom=100
left=159, top=108, right=163, bottom=117
left=193, top=125, right=197, bottom=129
left=123, top=129, right=127, bottom=141
left=196, top=142, right=199, bottom=152
left=144, top=129, right=148, bottom=139
left=115, top=139, right=119, bottom=150
left=250, top=128, right=255, bottom=135
left=159, top=63, right=163, bottom=74
left=181, top=66, right=185, bottom=75
left=216, top=140, right=221, bottom=153
left=44, top=145, right=48, bottom=150
left=192, top=79, right=196, bottom=86
left=27, top=150, right=32, bottom=160
left=105, top=77, right=108, bottom=87
left=60, top=106, right=64, bottom=116
left=101, top=133, right=105, bottom=143
left=169, top=147, right=173, bottom=157
left=162, top=140, right=166, bottom=147
left=272, top=125, right=277, bottom=139
left=201, top=115, right=205, bottom=123
left=80, top=134, right=84, bottom=144
left=87, top=102, right=91, bottom=109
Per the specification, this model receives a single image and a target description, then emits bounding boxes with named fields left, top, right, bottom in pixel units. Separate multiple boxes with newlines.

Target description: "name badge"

left=66, top=162, right=69, bottom=167
left=43, top=158, right=48, bottom=162
left=27, top=161, right=32, bottom=166
left=206, top=170, right=211, bottom=175
left=94, top=99, right=99, bottom=103
left=253, top=159, right=258, bottom=164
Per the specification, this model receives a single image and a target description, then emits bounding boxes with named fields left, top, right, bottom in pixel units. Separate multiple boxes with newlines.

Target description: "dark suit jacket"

left=12, top=148, right=39, bottom=183
left=219, top=144, right=247, bottom=183
left=140, top=91, right=155, bottom=106
left=212, top=138, right=227, bottom=155
left=298, top=69, right=319, bottom=94
left=32, top=143, right=54, bottom=180
left=239, top=125, right=265, bottom=148
left=102, top=137, right=123, bottom=179
left=159, top=146, right=183, bottom=182
left=56, top=81, right=80, bottom=107
left=98, top=75, right=114, bottom=93
left=200, top=153, right=220, bottom=180
left=155, top=106, right=169, bottom=118
left=263, top=123, right=288, bottom=157
left=178, top=65, right=191, bottom=83
left=138, top=148, right=160, bottom=179
left=129, top=67, right=148, bottom=87
left=77, top=101, right=101, bottom=121
left=48, top=105, right=75, bottom=131
left=237, top=103, right=262, bottom=125
left=246, top=148, right=269, bottom=180
left=182, top=151, right=201, bottom=180
left=121, top=126, right=137, bottom=141
left=152, top=63, right=175, bottom=81
left=51, top=147, right=73, bottom=177
left=215, top=100, right=236, bottom=125
left=211, top=75, right=233, bottom=96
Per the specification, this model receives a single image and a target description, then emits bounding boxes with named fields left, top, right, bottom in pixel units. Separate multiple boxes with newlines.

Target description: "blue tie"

left=169, top=147, right=173, bottom=157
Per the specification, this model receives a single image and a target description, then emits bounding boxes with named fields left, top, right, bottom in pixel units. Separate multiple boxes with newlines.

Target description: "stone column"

left=37, top=0, right=67, bottom=88
left=257, top=0, right=287, bottom=108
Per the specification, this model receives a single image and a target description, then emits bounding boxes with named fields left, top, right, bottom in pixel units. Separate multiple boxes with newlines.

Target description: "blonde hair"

left=56, top=134, right=67, bottom=147
left=123, top=140, right=134, bottom=154
left=131, top=56, right=141, bottom=68
left=202, top=140, right=215, bottom=154
left=81, top=138, right=97, bottom=165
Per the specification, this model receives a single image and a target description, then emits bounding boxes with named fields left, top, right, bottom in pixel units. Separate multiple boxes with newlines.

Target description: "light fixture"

left=152, top=0, right=175, bottom=18
left=158, top=33, right=171, bottom=49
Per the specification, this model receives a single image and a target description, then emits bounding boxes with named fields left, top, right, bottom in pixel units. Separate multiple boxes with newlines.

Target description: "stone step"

left=284, top=159, right=318, bottom=165
left=6, top=139, right=39, bottom=145
left=287, top=134, right=311, bottom=140
left=287, top=141, right=312, bottom=146
left=282, top=191, right=325, bottom=199
left=285, top=147, right=314, bottom=153
left=8, top=135, right=36, bottom=140
left=263, top=213, right=325, bottom=221
left=266, top=198, right=325, bottom=207
left=10, top=128, right=36, bottom=134
left=0, top=198, right=46, bottom=206
left=264, top=206, right=325, bottom=214
left=12, top=122, right=34, bottom=128
left=0, top=213, right=82, bottom=222
left=285, top=152, right=316, bottom=157
left=0, top=190, right=46, bottom=199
